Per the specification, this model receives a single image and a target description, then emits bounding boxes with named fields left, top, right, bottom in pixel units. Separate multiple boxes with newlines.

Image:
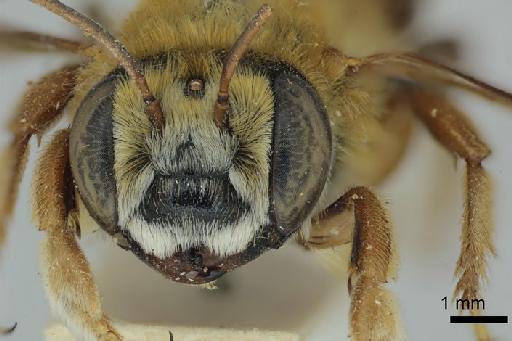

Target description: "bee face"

left=69, top=52, right=332, bottom=283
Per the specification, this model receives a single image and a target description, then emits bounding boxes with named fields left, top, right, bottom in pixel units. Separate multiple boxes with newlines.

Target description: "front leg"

left=308, top=187, right=402, bottom=341
left=35, top=130, right=121, bottom=341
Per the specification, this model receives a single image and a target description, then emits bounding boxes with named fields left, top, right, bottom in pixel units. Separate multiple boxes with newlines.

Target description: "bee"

left=0, top=0, right=511, bottom=340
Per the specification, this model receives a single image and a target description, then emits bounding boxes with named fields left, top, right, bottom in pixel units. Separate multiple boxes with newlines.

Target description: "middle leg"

left=0, top=64, right=79, bottom=250
left=407, top=88, right=494, bottom=340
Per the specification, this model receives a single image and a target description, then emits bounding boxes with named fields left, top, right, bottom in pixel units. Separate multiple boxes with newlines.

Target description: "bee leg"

left=0, top=65, right=79, bottom=251
left=418, top=38, right=460, bottom=64
left=36, top=130, right=122, bottom=341
left=408, top=88, right=493, bottom=341
left=0, top=29, right=88, bottom=53
left=308, top=187, right=402, bottom=341
left=302, top=200, right=354, bottom=250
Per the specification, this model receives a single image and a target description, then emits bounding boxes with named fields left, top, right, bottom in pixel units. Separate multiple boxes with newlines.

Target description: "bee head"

left=58, top=2, right=331, bottom=283
left=69, top=52, right=332, bottom=284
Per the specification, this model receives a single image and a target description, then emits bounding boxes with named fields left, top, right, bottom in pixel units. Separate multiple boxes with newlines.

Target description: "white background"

left=0, top=1, right=511, bottom=340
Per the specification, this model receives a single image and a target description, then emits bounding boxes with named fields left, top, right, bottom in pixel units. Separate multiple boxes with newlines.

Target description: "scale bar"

left=450, top=316, right=508, bottom=324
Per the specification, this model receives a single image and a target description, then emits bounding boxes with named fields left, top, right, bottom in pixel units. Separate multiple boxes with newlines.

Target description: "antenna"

left=30, top=0, right=165, bottom=131
left=214, top=4, right=273, bottom=128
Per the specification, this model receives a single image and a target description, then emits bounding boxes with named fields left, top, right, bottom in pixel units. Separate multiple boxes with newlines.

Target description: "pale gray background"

left=0, top=1, right=511, bottom=340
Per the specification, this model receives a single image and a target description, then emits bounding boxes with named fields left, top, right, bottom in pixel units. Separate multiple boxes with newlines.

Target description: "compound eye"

left=69, top=76, right=118, bottom=233
left=270, top=70, right=332, bottom=235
